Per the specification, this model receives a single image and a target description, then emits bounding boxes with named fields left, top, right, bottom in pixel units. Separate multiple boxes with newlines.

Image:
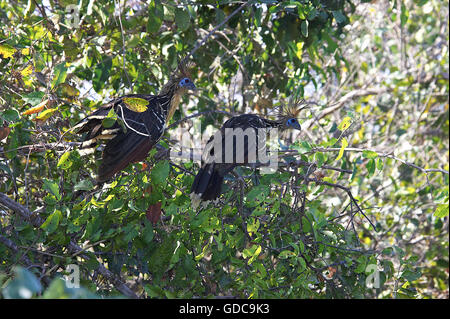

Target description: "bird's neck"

left=262, top=118, right=284, bottom=129
left=159, top=82, right=182, bottom=122
left=166, top=90, right=182, bottom=122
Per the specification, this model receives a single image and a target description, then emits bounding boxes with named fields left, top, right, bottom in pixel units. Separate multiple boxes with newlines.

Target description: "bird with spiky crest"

left=74, top=60, right=196, bottom=183
left=190, top=98, right=306, bottom=207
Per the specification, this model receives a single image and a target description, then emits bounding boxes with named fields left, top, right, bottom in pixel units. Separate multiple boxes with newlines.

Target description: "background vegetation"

left=0, top=0, right=448, bottom=299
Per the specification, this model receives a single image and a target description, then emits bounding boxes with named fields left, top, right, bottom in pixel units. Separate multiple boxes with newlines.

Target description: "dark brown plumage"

left=190, top=103, right=304, bottom=206
left=74, top=61, right=196, bottom=183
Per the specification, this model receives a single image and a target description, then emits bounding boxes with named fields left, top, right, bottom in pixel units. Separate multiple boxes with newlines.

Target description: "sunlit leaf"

left=51, top=62, right=68, bottom=89
left=22, top=99, right=48, bottom=115
left=122, top=97, right=149, bottom=113
left=336, top=138, right=348, bottom=161
left=363, top=150, right=378, bottom=159
left=40, top=210, right=62, bottom=233
left=338, top=117, right=352, bottom=132
left=0, top=44, right=16, bottom=58
left=21, top=64, right=33, bottom=77
left=33, top=108, right=57, bottom=122
left=434, top=204, right=449, bottom=218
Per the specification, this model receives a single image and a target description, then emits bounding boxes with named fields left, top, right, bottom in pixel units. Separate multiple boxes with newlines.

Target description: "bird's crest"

left=173, top=58, right=195, bottom=79
left=160, top=58, right=195, bottom=95
left=280, top=97, right=307, bottom=118
left=267, top=97, right=308, bottom=121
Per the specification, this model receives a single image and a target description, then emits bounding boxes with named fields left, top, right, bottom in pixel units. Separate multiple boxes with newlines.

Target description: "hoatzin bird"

left=190, top=101, right=304, bottom=207
left=74, top=61, right=196, bottom=183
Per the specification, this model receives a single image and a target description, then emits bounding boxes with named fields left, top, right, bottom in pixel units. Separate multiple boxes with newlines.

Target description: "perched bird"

left=74, top=61, right=196, bottom=183
left=190, top=101, right=304, bottom=206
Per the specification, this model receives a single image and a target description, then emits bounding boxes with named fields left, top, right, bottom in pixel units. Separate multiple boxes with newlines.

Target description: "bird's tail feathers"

left=190, top=163, right=224, bottom=207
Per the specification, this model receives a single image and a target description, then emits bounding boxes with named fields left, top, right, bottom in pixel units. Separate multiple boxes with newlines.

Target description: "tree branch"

left=0, top=192, right=139, bottom=299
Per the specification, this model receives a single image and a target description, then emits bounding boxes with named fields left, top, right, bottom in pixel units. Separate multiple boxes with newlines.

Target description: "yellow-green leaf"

left=122, top=97, right=149, bottom=112
left=336, top=138, right=348, bottom=161
left=21, top=64, right=33, bottom=77
left=338, top=116, right=352, bottom=131
left=363, top=150, right=378, bottom=159
left=21, top=47, right=30, bottom=56
left=0, top=44, right=16, bottom=59
left=40, top=210, right=62, bottom=234
left=434, top=204, right=449, bottom=218
left=51, top=62, right=68, bottom=89
left=34, top=108, right=57, bottom=122
left=296, top=42, right=304, bottom=60
left=57, top=151, right=72, bottom=169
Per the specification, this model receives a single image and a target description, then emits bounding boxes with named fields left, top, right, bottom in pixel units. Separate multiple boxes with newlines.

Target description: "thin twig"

left=183, top=1, right=251, bottom=63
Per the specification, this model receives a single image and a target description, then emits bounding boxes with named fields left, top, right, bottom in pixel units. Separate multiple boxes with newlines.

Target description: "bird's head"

left=284, top=117, right=302, bottom=130
left=160, top=59, right=197, bottom=95
left=277, top=98, right=307, bottom=131
left=173, top=59, right=196, bottom=92
left=177, top=76, right=196, bottom=91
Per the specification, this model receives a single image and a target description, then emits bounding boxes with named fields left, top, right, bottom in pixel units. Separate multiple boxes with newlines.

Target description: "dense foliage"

left=0, top=0, right=448, bottom=299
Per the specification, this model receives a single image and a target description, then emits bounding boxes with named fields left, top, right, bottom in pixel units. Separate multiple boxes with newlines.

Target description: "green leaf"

left=401, top=269, right=421, bottom=282
left=332, top=10, right=346, bottom=24
left=242, top=245, right=262, bottom=265
left=1, top=109, right=20, bottom=122
left=246, top=218, right=260, bottom=236
left=51, top=62, right=68, bottom=89
left=40, top=210, right=62, bottom=233
left=74, top=179, right=94, bottom=192
left=307, top=8, right=318, bottom=20
left=400, top=2, right=408, bottom=27
left=57, top=151, right=72, bottom=170
left=298, top=256, right=306, bottom=270
left=246, top=185, right=269, bottom=202
left=434, top=204, right=449, bottom=218
left=301, top=20, right=309, bottom=37
left=43, top=179, right=61, bottom=201
left=175, top=8, right=190, bottom=31
left=102, top=107, right=117, bottom=128
left=363, top=150, right=378, bottom=159
left=2, top=267, right=42, bottom=299
left=295, top=140, right=312, bottom=154
left=147, top=1, right=164, bottom=33
left=321, top=138, right=338, bottom=147
left=377, top=158, right=384, bottom=171
left=151, top=160, right=170, bottom=185
left=93, top=58, right=112, bottom=92
left=278, top=250, right=295, bottom=259
left=23, top=91, right=46, bottom=106
left=366, top=158, right=375, bottom=176
left=316, top=152, right=326, bottom=167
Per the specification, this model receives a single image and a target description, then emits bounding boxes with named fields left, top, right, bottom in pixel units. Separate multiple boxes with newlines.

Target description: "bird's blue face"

left=286, top=118, right=301, bottom=130
left=178, top=77, right=196, bottom=90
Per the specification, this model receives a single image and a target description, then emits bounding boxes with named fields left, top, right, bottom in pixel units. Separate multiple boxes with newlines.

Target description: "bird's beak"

left=294, top=123, right=301, bottom=131
left=186, top=82, right=197, bottom=91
